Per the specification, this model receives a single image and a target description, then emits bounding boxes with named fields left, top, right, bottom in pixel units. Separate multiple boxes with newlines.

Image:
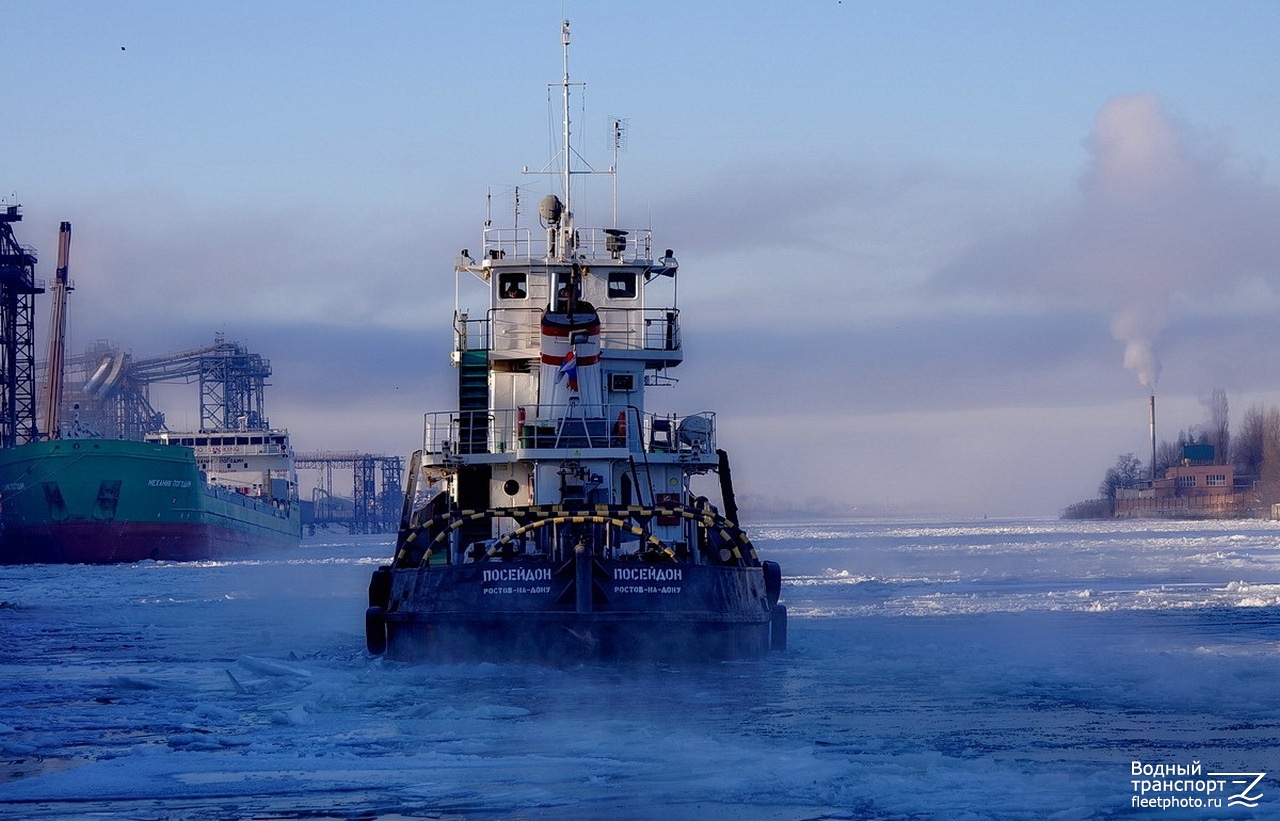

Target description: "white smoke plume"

left=938, top=93, right=1280, bottom=389
left=1111, top=307, right=1163, bottom=390
left=1084, top=95, right=1191, bottom=390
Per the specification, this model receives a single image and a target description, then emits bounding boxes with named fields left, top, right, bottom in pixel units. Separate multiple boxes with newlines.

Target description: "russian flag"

left=556, top=350, right=578, bottom=392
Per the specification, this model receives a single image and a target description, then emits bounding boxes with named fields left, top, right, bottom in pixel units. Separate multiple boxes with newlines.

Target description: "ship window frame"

left=607, top=271, right=637, bottom=299
left=553, top=272, right=582, bottom=301
left=498, top=273, right=527, bottom=300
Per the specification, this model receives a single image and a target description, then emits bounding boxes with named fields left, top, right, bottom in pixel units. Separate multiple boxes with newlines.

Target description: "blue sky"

left=8, top=1, right=1280, bottom=517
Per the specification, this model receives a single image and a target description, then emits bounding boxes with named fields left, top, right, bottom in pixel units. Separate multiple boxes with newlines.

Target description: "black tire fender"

left=368, top=566, right=392, bottom=609
left=365, top=606, right=387, bottom=655
left=762, top=561, right=782, bottom=607
left=769, top=604, right=787, bottom=652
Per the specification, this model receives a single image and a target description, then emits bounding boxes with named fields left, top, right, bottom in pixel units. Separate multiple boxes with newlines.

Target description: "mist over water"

left=2, top=521, right=1279, bottom=819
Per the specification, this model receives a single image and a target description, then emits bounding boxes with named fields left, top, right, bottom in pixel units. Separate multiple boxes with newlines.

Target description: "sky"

left=8, top=1, right=1280, bottom=518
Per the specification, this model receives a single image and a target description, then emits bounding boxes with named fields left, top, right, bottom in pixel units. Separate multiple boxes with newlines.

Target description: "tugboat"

left=365, top=20, right=785, bottom=661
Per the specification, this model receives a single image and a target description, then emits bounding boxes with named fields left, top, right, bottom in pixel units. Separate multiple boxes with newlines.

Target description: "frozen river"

left=2, top=518, right=1279, bottom=819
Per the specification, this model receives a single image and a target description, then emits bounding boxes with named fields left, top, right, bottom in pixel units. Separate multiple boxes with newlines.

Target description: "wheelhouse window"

left=553, top=272, right=580, bottom=296
left=498, top=273, right=527, bottom=299
left=553, top=272, right=582, bottom=310
left=607, top=271, right=637, bottom=299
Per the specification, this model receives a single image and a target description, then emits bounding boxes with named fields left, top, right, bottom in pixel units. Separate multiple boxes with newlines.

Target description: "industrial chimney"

left=1149, top=395, right=1156, bottom=482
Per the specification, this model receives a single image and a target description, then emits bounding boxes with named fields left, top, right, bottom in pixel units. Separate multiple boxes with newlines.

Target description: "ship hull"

left=382, top=613, right=774, bottom=663
left=0, top=439, right=300, bottom=564
left=368, top=558, right=785, bottom=663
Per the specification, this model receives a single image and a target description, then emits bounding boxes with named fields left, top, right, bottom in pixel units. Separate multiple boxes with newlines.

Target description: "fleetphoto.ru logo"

left=1131, top=760, right=1266, bottom=810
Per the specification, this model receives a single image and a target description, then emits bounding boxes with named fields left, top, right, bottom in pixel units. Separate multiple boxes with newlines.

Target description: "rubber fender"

left=762, top=561, right=782, bottom=607
left=368, top=566, right=392, bottom=609
left=770, top=604, right=787, bottom=652
left=365, top=606, right=388, bottom=655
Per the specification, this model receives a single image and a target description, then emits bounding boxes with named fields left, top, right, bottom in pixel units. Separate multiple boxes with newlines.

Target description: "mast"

left=521, top=19, right=615, bottom=262
left=611, top=118, right=625, bottom=227
left=41, top=221, right=72, bottom=439
left=560, top=18, right=572, bottom=221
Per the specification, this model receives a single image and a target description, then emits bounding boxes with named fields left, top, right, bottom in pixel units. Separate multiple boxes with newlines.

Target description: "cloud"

left=636, top=160, right=994, bottom=329
left=676, top=311, right=1123, bottom=416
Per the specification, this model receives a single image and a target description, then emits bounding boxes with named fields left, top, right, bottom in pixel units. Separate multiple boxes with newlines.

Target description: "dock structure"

left=295, top=451, right=404, bottom=534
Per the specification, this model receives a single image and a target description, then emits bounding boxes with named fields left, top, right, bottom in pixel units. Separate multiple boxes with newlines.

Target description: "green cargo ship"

left=0, top=430, right=300, bottom=564
left=0, top=209, right=300, bottom=564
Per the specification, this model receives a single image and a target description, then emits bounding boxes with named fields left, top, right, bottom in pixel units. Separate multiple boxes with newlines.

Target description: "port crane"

left=2, top=210, right=275, bottom=446
left=59, top=336, right=274, bottom=440
left=0, top=205, right=44, bottom=448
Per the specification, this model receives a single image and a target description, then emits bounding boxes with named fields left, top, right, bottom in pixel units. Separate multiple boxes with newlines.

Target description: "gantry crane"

left=1, top=207, right=273, bottom=444
left=0, top=206, right=45, bottom=447
left=60, top=336, right=274, bottom=440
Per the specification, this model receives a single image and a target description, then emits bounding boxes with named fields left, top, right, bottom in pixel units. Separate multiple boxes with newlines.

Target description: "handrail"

left=460, top=307, right=681, bottom=355
left=480, top=225, right=655, bottom=263
left=420, top=405, right=715, bottom=457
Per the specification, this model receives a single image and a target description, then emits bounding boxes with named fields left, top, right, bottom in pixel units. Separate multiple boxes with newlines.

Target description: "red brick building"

left=1114, top=448, right=1252, bottom=519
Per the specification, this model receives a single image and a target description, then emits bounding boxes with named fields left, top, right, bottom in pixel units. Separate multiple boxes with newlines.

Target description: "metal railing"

left=458, top=308, right=680, bottom=356
left=479, top=226, right=656, bottom=264
left=421, top=405, right=716, bottom=458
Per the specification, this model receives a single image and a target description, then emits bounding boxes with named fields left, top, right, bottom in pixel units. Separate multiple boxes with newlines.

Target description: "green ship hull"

left=0, top=439, right=300, bottom=564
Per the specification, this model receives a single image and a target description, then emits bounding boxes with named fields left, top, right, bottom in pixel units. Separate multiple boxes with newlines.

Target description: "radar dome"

left=539, top=194, right=563, bottom=224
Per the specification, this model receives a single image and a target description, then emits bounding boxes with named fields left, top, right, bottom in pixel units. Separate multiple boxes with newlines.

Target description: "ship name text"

left=482, top=567, right=553, bottom=584
left=613, top=567, right=684, bottom=582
